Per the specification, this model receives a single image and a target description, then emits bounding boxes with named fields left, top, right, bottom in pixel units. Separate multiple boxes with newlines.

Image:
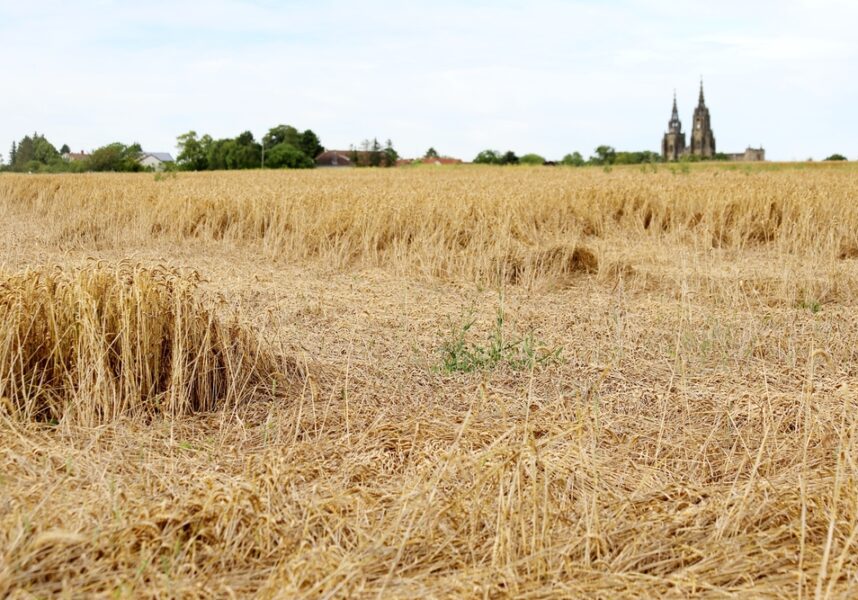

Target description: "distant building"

left=397, top=156, right=463, bottom=166
left=316, top=149, right=403, bottom=168
left=62, top=151, right=89, bottom=162
left=661, top=93, right=686, bottom=161
left=419, top=156, right=462, bottom=166
left=689, top=82, right=716, bottom=158
left=726, top=147, right=766, bottom=162
left=661, top=81, right=763, bottom=162
left=315, top=150, right=353, bottom=168
left=139, top=152, right=174, bottom=171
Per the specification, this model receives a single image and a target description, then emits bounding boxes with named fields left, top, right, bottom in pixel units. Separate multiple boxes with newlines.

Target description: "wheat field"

left=1, top=164, right=858, bottom=598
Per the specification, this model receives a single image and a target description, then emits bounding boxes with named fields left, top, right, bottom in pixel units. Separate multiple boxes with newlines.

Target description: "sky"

left=1, top=0, right=856, bottom=162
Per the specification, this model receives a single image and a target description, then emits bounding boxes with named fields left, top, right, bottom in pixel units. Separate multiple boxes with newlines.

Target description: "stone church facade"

left=662, top=82, right=764, bottom=162
left=689, top=83, right=715, bottom=158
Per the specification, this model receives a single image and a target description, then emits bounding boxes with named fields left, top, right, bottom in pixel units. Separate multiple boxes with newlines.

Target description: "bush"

left=266, top=143, right=314, bottom=169
left=519, top=153, right=546, bottom=166
left=561, top=152, right=585, bottom=167
left=473, top=150, right=502, bottom=165
left=589, top=145, right=616, bottom=166
left=500, top=151, right=519, bottom=165
left=86, top=143, right=144, bottom=172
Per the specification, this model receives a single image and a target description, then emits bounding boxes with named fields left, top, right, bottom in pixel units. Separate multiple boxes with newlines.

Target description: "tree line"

left=1, top=133, right=147, bottom=173
left=0, top=126, right=406, bottom=172
left=347, top=138, right=399, bottom=167
left=1, top=131, right=851, bottom=173
left=472, top=146, right=663, bottom=166
left=175, top=125, right=323, bottom=171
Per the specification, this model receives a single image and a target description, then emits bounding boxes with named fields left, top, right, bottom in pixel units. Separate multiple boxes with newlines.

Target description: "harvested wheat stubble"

left=0, top=262, right=279, bottom=425
left=2, top=166, right=858, bottom=598
left=2, top=166, right=858, bottom=286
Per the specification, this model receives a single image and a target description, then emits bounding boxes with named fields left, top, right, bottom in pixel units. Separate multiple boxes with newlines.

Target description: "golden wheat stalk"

left=0, top=263, right=278, bottom=425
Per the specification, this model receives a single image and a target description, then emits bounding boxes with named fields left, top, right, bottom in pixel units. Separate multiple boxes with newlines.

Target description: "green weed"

left=439, top=306, right=562, bottom=373
left=798, top=299, right=822, bottom=314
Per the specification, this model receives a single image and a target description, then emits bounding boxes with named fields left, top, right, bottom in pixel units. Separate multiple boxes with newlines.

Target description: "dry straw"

left=1, top=165, right=858, bottom=597
left=0, top=263, right=277, bottom=425
left=2, top=166, right=857, bottom=286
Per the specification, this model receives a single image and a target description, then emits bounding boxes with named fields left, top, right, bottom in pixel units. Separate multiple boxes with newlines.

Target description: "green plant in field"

left=668, top=162, right=690, bottom=175
left=798, top=299, right=822, bottom=314
left=438, top=306, right=562, bottom=373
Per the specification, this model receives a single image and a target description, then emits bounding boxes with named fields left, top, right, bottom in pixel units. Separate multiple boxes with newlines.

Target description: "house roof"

left=141, top=152, right=174, bottom=162
left=398, top=156, right=463, bottom=166
left=421, top=156, right=462, bottom=165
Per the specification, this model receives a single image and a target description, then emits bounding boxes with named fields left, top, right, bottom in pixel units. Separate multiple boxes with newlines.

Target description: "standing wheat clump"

left=0, top=263, right=277, bottom=425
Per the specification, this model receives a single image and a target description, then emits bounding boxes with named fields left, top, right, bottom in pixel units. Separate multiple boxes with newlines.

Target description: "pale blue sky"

left=1, top=0, right=855, bottom=162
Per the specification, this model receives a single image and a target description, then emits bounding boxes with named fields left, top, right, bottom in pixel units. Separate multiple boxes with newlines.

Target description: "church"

left=662, top=81, right=764, bottom=162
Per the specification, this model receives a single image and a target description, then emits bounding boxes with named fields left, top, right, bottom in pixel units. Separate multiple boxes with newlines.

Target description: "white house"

left=62, top=151, right=89, bottom=162
left=139, top=152, right=175, bottom=171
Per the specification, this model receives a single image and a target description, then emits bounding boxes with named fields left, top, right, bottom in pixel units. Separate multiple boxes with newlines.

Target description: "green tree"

left=122, top=143, right=143, bottom=171
left=589, top=145, right=617, bottom=166
left=561, top=151, right=585, bottom=166
left=519, top=153, right=545, bottom=166
left=8, top=133, right=63, bottom=171
left=32, top=136, right=60, bottom=165
left=383, top=139, right=399, bottom=167
left=176, top=131, right=210, bottom=171
left=299, top=129, right=324, bottom=160
left=13, top=135, right=35, bottom=169
left=354, top=139, right=371, bottom=167
left=824, top=154, right=848, bottom=161
left=500, top=150, right=519, bottom=165
left=369, top=138, right=382, bottom=167
left=424, top=147, right=439, bottom=159
left=614, top=150, right=661, bottom=165
left=59, top=144, right=70, bottom=155
left=86, top=143, right=143, bottom=172
left=206, top=139, right=233, bottom=171
left=266, top=143, right=314, bottom=168
left=263, top=125, right=301, bottom=149
left=182, top=125, right=324, bottom=170
left=473, top=149, right=502, bottom=164
left=226, top=131, right=262, bottom=169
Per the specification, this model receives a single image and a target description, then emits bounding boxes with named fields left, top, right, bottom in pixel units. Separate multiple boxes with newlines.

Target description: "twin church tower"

left=662, top=81, right=716, bottom=161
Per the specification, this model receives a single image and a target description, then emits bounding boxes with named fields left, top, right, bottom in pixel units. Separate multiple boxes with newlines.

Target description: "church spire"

left=690, top=78, right=715, bottom=157
left=663, top=89, right=687, bottom=160
left=668, top=90, right=682, bottom=133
